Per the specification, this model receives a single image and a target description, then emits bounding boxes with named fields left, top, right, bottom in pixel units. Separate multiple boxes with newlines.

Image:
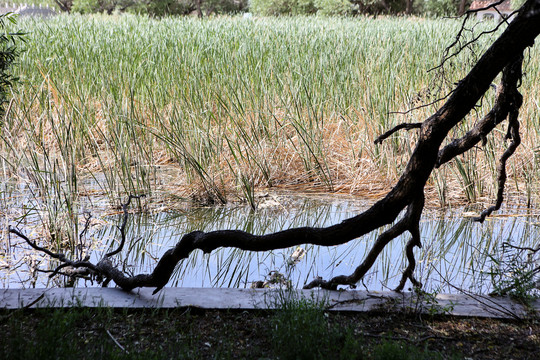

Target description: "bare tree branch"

left=436, top=54, right=524, bottom=168
left=106, top=194, right=145, bottom=257
left=374, top=122, right=422, bottom=144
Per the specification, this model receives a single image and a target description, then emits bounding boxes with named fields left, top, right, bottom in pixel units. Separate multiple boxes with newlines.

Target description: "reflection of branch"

left=502, top=242, right=540, bottom=253
left=106, top=194, right=145, bottom=257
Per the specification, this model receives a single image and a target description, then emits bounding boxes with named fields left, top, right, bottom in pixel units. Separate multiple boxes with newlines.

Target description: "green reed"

left=3, top=14, right=540, bottom=217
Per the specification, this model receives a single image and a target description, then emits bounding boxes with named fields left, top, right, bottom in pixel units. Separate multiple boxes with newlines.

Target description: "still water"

left=2, top=192, right=540, bottom=294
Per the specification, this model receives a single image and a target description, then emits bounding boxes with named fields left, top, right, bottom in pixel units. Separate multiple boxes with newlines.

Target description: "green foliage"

left=249, top=0, right=289, bottom=15
left=71, top=0, right=247, bottom=15
left=315, top=0, right=352, bottom=15
left=421, top=0, right=459, bottom=17
left=350, top=0, right=407, bottom=15
left=9, top=15, right=540, bottom=209
left=203, top=0, right=248, bottom=14
left=250, top=0, right=317, bottom=15
left=271, top=297, right=363, bottom=360
left=142, top=0, right=194, bottom=16
left=0, top=13, right=22, bottom=118
left=54, top=0, right=74, bottom=11
left=72, top=0, right=136, bottom=14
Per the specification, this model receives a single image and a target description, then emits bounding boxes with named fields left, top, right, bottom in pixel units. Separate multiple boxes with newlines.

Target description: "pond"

left=2, top=191, right=540, bottom=294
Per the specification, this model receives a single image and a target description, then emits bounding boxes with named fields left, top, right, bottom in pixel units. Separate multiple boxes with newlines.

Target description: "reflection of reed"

left=5, top=194, right=539, bottom=293
left=93, top=196, right=539, bottom=293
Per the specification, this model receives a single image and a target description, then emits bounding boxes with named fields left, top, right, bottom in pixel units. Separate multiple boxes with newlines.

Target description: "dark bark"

left=196, top=0, right=203, bottom=18
left=9, top=0, right=540, bottom=294
left=54, top=0, right=73, bottom=12
left=405, top=0, right=414, bottom=15
left=458, top=0, right=468, bottom=15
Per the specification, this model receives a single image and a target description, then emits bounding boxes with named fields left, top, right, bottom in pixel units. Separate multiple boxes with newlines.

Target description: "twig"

left=106, top=329, right=129, bottom=354
left=432, top=267, right=523, bottom=320
left=23, top=293, right=45, bottom=309
left=374, top=123, right=422, bottom=145
left=502, top=242, right=540, bottom=253
left=8, top=226, right=69, bottom=261
left=430, top=0, right=512, bottom=73
left=388, top=92, right=452, bottom=116
left=106, top=194, right=145, bottom=257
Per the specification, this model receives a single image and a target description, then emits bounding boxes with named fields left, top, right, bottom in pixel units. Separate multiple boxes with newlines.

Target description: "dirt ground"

left=0, top=308, right=540, bottom=360
left=187, top=310, right=540, bottom=359
left=1, top=306, right=539, bottom=359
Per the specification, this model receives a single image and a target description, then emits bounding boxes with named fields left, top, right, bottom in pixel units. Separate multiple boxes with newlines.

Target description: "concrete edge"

left=1, top=288, right=539, bottom=319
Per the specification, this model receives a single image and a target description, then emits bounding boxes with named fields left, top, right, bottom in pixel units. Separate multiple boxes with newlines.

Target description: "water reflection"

left=3, top=193, right=540, bottom=294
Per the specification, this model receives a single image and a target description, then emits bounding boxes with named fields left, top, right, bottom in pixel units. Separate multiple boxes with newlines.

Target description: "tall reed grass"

left=2, top=14, right=540, bottom=218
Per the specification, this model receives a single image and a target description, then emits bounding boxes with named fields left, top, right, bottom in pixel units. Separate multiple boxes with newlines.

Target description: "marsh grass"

left=6, top=14, right=538, bottom=210
left=1, top=14, right=540, bottom=287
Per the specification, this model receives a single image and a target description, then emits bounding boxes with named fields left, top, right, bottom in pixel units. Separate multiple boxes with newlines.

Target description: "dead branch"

left=373, top=122, right=422, bottom=144
left=8, top=226, right=98, bottom=277
left=475, top=103, right=521, bottom=222
left=436, top=54, right=524, bottom=168
left=431, top=0, right=513, bottom=73
left=502, top=242, right=540, bottom=253
left=106, top=194, right=145, bottom=257
left=304, top=194, right=424, bottom=290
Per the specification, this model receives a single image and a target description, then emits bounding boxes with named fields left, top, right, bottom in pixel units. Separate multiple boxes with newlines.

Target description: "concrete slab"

left=1, top=288, right=538, bottom=319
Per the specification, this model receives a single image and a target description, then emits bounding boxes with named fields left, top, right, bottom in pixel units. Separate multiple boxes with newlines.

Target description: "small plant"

left=487, top=241, right=540, bottom=303
left=271, top=296, right=363, bottom=360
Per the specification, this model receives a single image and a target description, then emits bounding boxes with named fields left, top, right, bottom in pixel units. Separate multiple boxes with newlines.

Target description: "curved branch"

left=436, top=55, right=524, bottom=168
left=106, top=194, right=145, bottom=257
left=394, top=204, right=423, bottom=292
left=304, top=194, right=425, bottom=290
left=475, top=95, right=522, bottom=222
left=374, top=122, right=422, bottom=145
left=8, top=226, right=99, bottom=276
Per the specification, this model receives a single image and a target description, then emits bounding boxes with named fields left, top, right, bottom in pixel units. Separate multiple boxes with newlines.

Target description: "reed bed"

left=2, top=14, right=540, bottom=214
left=2, top=14, right=540, bottom=290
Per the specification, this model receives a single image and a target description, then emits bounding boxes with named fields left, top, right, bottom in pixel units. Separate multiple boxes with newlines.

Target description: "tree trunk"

left=196, top=0, right=203, bottom=18
left=458, top=0, right=468, bottom=15
left=406, top=0, right=414, bottom=15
